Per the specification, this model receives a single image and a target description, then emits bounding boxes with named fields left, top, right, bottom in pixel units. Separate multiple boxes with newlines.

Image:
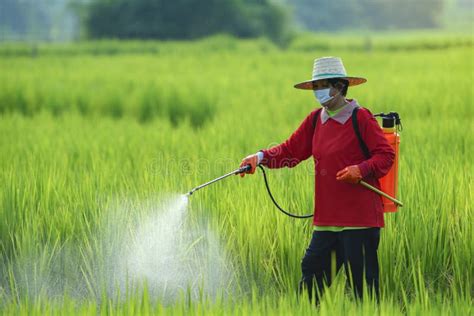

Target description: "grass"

left=0, top=33, right=473, bottom=314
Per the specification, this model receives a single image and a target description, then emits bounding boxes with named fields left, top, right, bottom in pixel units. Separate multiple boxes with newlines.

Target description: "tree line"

left=82, top=0, right=447, bottom=43
left=0, top=0, right=459, bottom=42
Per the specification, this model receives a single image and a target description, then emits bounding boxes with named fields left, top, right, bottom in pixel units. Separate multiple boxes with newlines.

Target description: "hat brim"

left=294, top=76, right=367, bottom=90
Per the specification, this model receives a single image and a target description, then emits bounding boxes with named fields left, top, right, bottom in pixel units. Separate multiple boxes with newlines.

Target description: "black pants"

left=299, top=228, right=380, bottom=303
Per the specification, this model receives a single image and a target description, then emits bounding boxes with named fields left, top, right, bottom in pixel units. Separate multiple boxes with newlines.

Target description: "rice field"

left=0, top=33, right=473, bottom=315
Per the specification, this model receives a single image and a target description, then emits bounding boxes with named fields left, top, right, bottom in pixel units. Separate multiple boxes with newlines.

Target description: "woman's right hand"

left=239, top=154, right=259, bottom=178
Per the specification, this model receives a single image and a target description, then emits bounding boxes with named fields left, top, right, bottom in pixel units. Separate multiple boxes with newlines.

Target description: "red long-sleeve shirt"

left=260, top=99, right=395, bottom=227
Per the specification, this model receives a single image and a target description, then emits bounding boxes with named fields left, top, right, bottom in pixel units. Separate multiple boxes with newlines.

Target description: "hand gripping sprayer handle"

left=237, top=164, right=253, bottom=174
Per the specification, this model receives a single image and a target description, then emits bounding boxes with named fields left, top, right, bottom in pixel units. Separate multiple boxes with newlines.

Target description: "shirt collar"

left=320, top=99, right=359, bottom=125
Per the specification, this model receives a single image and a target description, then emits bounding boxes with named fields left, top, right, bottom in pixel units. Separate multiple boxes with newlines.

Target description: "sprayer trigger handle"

left=238, top=164, right=252, bottom=174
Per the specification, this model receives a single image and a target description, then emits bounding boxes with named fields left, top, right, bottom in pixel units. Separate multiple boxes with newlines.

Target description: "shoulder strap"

left=311, top=108, right=323, bottom=129
left=352, top=107, right=371, bottom=159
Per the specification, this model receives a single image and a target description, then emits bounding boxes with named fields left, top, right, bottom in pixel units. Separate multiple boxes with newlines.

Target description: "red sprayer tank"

left=375, top=112, right=402, bottom=213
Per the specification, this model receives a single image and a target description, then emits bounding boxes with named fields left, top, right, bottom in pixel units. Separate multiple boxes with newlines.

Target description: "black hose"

left=257, top=165, right=313, bottom=219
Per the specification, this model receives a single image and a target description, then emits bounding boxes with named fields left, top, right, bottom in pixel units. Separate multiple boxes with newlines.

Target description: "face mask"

left=313, top=88, right=335, bottom=105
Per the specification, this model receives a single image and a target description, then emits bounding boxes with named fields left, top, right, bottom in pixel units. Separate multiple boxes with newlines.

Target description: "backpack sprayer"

left=186, top=111, right=403, bottom=218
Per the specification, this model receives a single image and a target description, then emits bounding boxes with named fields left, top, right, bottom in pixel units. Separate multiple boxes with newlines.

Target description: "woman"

left=240, top=57, right=395, bottom=303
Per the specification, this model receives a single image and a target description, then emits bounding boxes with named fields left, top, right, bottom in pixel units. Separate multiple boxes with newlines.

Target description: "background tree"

left=84, top=0, right=291, bottom=45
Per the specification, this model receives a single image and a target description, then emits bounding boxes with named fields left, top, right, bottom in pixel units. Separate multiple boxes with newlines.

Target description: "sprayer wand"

left=186, top=165, right=251, bottom=196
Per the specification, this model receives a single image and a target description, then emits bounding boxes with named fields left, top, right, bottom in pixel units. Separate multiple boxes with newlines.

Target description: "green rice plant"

left=0, top=33, right=472, bottom=314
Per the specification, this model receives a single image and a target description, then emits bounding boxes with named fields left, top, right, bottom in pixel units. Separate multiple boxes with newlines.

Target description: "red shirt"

left=260, top=100, right=395, bottom=227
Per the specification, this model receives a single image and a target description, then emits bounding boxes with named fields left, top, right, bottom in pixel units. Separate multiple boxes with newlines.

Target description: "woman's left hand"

left=336, top=165, right=362, bottom=184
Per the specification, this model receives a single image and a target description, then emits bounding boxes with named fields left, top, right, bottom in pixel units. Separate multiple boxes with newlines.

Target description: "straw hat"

left=294, top=56, right=367, bottom=90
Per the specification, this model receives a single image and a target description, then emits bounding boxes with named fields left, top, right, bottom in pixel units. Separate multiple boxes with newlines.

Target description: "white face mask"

left=313, top=88, right=336, bottom=105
